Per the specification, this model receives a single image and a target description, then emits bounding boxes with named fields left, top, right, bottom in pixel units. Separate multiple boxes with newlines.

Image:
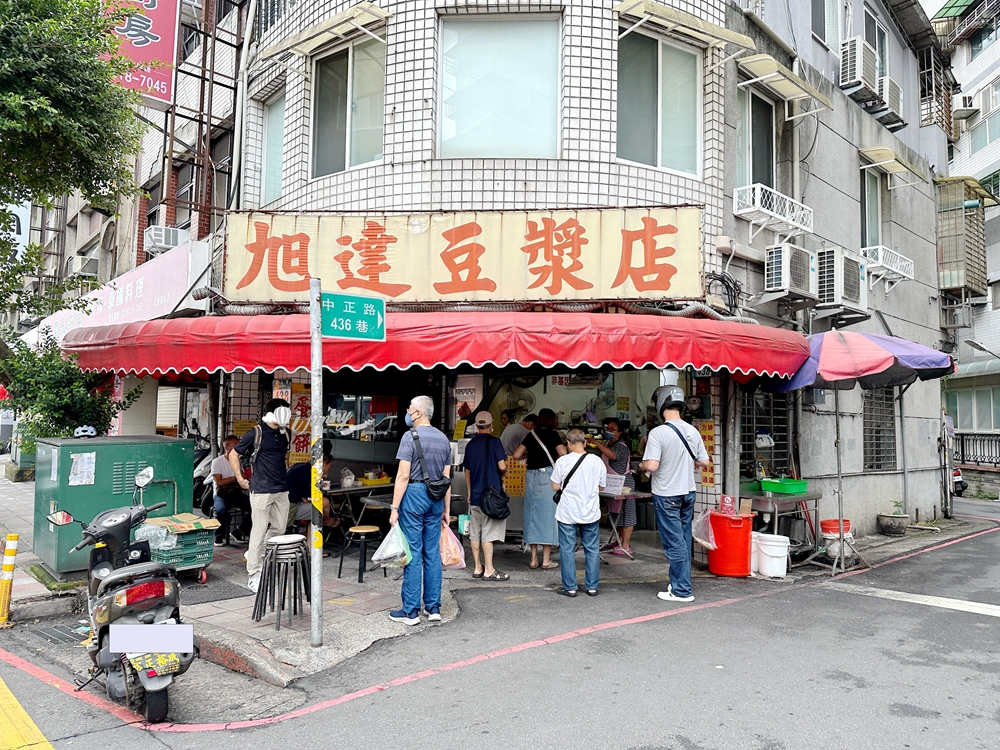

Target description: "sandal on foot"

left=529, top=562, right=541, bottom=570
left=472, top=570, right=484, bottom=579
left=540, top=562, right=559, bottom=570
left=554, top=587, right=577, bottom=597
left=483, top=570, right=510, bottom=581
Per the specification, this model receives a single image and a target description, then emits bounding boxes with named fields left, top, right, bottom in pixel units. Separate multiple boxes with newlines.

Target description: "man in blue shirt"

left=389, top=395, right=452, bottom=625
left=462, top=412, right=508, bottom=581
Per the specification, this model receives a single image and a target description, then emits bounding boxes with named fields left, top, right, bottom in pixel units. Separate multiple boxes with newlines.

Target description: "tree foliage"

left=2, top=335, right=141, bottom=453
left=0, top=0, right=145, bottom=317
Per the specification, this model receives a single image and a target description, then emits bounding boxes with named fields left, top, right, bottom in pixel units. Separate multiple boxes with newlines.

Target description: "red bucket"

left=820, top=518, right=851, bottom=535
left=706, top=511, right=753, bottom=577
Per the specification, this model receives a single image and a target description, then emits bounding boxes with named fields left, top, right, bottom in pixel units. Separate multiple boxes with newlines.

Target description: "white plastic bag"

left=692, top=509, right=717, bottom=551
left=371, top=524, right=411, bottom=568
left=135, top=523, right=176, bottom=550
left=340, top=467, right=356, bottom=488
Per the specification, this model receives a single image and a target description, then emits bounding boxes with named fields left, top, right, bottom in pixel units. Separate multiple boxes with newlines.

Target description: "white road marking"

left=824, top=582, right=1000, bottom=619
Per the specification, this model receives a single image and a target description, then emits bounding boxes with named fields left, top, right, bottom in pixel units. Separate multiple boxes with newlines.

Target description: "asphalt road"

left=3, top=501, right=999, bottom=750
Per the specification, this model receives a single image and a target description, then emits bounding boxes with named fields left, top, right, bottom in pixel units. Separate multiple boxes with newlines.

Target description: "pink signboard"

left=113, top=0, right=180, bottom=108
left=34, top=242, right=210, bottom=344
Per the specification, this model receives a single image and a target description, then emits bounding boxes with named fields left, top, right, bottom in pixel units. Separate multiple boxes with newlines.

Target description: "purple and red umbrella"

left=772, top=330, right=954, bottom=392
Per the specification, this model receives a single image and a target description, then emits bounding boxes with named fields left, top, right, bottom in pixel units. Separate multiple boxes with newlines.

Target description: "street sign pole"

left=309, top=277, right=323, bottom=647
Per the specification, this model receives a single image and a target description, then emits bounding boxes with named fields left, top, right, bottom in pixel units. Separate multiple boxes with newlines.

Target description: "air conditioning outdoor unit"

left=764, top=243, right=818, bottom=299
left=144, top=225, right=189, bottom=254
left=817, top=247, right=868, bottom=313
left=840, top=37, right=879, bottom=97
left=878, top=76, right=903, bottom=118
left=64, top=255, right=99, bottom=278
left=953, top=94, right=980, bottom=120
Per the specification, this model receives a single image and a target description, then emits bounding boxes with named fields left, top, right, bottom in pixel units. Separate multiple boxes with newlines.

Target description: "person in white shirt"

left=640, top=398, right=710, bottom=604
left=212, top=435, right=251, bottom=546
left=549, top=428, right=606, bottom=597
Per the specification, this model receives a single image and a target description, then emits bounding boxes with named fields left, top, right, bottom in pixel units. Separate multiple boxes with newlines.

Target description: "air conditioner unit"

left=878, top=76, right=903, bottom=118
left=764, top=243, right=818, bottom=299
left=840, top=37, right=879, bottom=97
left=953, top=94, right=980, bottom=120
left=817, top=247, right=868, bottom=313
left=64, top=255, right=99, bottom=278
left=144, top=225, right=189, bottom=253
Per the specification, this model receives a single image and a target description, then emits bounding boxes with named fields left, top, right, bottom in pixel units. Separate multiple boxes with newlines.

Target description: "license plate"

left=129, top=653, right=181, bottom=675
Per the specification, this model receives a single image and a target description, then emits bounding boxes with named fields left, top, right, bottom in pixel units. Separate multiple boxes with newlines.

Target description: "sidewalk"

left=3, top=454, right=995, bottom=686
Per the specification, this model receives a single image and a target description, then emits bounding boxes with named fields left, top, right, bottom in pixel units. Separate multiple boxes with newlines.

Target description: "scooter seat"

left=96, top=562, right=175, bottom=598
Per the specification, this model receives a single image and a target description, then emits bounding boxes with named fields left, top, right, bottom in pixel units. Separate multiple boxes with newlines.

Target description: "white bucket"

left=822, top=531, right=855, bottom=562
left=757, top=533, right=790, bottom=578
left=751, top=532, right=761, bottom=575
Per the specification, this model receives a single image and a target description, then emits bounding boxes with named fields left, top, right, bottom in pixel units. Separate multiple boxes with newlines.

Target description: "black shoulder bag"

left=553, top=454, right=588, bottom=504
left=664, top=421, right=698, bottom=461
left=410, top=428, right=452, bottom=501
left=481, top=437, right=511, bottom=520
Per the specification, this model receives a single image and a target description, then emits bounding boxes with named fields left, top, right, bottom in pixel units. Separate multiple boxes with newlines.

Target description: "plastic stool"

left=252, top=534, right=310, bottom=630
left=337, top=525, right=386, bottom=583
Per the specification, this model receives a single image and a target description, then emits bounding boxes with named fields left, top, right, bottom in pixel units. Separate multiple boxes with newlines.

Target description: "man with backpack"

left=230, top=398, right=292, bottom=593
left=640, top=392, right=710, bottom=604
left=462, top=412, right=509, bottom=581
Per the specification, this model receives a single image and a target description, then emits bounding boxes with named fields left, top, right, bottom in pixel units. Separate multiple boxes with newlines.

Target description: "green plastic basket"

left=760, top=477, right=809, bottom=494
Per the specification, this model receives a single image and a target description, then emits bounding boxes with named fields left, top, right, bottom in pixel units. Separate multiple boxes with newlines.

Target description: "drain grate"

left=28, top=624, right=88, bottom=646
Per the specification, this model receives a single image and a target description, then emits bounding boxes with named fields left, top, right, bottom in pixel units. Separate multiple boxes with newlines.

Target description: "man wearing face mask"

left=231, top=398, right=292, bottom=593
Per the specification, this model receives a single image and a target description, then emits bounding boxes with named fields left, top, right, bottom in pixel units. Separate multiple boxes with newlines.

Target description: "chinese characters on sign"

left=113, top=0, right=179, bottom=108
left=696, top=420, right=716, bottom=486
left=224, top=208, right=702, bottom=304
left=320, top=293, right=386, bottom=341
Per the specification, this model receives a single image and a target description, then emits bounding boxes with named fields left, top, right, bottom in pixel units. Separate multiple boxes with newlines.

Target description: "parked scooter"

left=47, top=467, right=195, bottom=722
left=953, top=468, right=968, bottom=497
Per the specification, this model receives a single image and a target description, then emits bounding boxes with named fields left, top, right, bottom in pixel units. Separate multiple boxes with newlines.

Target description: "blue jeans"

left=398, top=483, right=444, bottom=616
left=214, top=490, right=251, bottom=542
left=557, top=521, right=601, bottom=592
left=653, top=491, right=696, bottom=598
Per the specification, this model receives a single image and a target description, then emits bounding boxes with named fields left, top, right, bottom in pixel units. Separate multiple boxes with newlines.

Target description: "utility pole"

left=309, top=277, right=323, bottom=647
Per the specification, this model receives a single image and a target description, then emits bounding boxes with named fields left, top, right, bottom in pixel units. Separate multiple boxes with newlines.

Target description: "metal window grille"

left=864, top=388, right=897, bottom=470
left=741, top=391, right=791, bottom=476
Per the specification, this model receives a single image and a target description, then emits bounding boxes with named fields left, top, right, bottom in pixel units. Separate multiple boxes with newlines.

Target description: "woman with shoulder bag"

left=512, top=408, right=567, bottom=570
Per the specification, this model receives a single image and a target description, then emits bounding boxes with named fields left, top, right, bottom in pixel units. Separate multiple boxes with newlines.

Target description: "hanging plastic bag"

left=372, top=524, right=411, bottom=568
left=340, top=467, right=356, bottom=488
left=692, top=509, right=717, bottom=551
left=440, top=522, right=466, bottom=570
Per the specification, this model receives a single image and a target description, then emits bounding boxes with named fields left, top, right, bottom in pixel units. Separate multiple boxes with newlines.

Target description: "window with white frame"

left=440, top=17, right=559, bottom=159
left=946, top=388, right=1000, bottom=432
left=811, top=0, right=840, bottom=50
left=617, top=30, right=701, bottom=176
left=971, top=109, right=1000, bottom=154
left=736, top=87, right=774, bottom=189
left=971, top=17, right=997, bottom=60
left=312, top=36, right=385, bottom=178
left=175, top=162, right=194, bottom=229
left=865, top=10, right=888, bottom=78
left=262, top=92, right=285, bottom=205
left=861, top=169, right=882, bottom=247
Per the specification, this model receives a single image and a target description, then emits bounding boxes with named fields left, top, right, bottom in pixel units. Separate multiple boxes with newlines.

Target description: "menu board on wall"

left=696, top=420, right=716, bottom=486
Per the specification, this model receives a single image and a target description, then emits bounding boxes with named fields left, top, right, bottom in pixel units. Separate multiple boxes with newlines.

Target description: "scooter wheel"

left=197, top=569, right=208, bottom=584
left=144, top=689, right=169, bottom=723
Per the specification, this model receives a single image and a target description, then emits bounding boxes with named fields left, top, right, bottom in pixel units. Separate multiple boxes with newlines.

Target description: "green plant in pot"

left=877, top=497, right=908, bottom=537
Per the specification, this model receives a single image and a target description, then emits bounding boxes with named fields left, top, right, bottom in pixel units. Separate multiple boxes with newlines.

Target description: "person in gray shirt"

left=500, top=412, right=536, bottom=457
left=640, top=398, right=709, bottom=604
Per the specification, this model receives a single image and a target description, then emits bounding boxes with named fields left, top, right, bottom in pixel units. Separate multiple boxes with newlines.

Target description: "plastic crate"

left=176, top=529, right=214, bottom=551
left=150, top=547, right=213, bottom=567
left=760, top=478, right=809, bottom=494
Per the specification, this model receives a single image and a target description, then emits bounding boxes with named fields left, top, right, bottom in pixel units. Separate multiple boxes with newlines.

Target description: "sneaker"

left=214, top=539, right=227, bottom=547
left=425, top=608, right=442, bottom=623
left=554, top=587, right=577, bottom=598
left=247, top=577, right=259, bottom=593
left=389, top=609, right=420, bottom=626
left=586, top=589, right=599, bottom=597
left=657, top=590, right=694, bottom=602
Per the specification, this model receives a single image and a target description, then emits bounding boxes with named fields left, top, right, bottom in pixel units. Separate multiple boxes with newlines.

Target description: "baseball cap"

left=474, top=411, right=493, bottom=427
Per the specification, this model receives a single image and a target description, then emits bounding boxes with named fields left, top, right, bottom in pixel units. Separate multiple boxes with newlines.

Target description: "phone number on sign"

left=122, top=72, right=169, bottom=95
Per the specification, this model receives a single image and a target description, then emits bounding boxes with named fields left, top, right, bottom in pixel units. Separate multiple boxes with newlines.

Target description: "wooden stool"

left=252, top=534, right=310, bottom=630
left=337, top=525, right=385, bottom=583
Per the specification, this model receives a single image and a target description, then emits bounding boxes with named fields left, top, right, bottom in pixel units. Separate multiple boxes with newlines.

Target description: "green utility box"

left=34, top=436, right=194, bottom=574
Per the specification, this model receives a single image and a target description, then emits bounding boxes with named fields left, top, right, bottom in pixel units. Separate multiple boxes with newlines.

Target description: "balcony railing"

left=733, top=183, right=813, bottom=244
left=956, top=433, right=1000, bottom=467
left=862, top=245, right=914, bottom=294
left=946, top=0, right=1000, bottom=49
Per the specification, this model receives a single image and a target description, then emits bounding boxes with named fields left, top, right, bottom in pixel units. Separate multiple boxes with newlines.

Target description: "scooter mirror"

left=134, top=466, right=154, bottom=487
left=47, top=510, right=75, bottom=526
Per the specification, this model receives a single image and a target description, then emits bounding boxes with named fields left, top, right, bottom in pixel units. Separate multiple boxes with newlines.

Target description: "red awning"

left=61, top=312, right=809, bottom=380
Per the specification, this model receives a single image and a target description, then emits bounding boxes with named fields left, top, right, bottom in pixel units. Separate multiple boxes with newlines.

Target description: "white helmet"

left=74, top=426, right=97, bottom=438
